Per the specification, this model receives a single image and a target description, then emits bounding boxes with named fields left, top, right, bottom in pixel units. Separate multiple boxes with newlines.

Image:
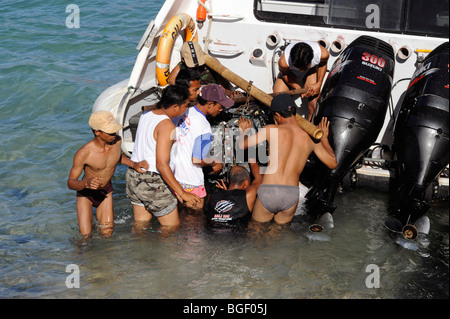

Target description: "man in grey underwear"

left=238, top=94, right=337, bottom=224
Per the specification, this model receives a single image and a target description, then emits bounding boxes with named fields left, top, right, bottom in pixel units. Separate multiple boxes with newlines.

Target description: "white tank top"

left=284, top=41, right=321, bottom=72
left=130, top=111, right=175, bottom=174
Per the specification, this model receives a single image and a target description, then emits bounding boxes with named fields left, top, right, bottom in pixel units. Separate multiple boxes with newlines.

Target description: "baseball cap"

left=181, top=41, right=205, bottom=68
left=89, top=110, right=122, bottom=134
left=201, top=84, right=234, bottom=108
left=270, top=94, right=296, bottom=114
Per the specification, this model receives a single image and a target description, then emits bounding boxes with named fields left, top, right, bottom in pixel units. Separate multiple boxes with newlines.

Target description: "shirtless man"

left=274, top=41, right=329, bottom=120
left=238, top=94, right=337, bottom=224
left=67, top=110, right=148, bottom=239
left=126, top=85, right=200, bottom=232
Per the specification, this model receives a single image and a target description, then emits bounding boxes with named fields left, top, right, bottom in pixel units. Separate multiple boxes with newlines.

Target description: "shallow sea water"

left=0, top=0, right=448, bottom=300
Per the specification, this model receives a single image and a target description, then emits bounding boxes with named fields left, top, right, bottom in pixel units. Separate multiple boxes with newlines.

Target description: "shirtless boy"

left=67, top=110, right=148, bottom=239
left=238, top=94, right=337, bottom=224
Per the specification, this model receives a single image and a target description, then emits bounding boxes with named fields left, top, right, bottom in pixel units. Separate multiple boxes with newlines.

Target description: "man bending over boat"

left=238, top=94, right=337, bottom=224
left=274, top=41, right=329, bottom=121
left=126, top=85, right=200, bottom=233
left=67, top=111, right=148, bottom=239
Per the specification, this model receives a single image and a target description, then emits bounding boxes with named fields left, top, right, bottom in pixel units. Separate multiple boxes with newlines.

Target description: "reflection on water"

left=43, top=186, right=447, bottom=299
left=0, top=176, right=448, bottom=299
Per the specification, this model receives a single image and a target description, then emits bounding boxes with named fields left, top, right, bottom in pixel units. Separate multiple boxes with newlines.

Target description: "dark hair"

left=175, top=68, right=201, bottom=88
left=290, top=42, right=314, bottom=70
left=197, top=95, right=208, bottom=106
left=228, top=165, right=250, bottom=185
left=156, top=85, right=190, bottom=109
left=274, top=105, right=296, bottom=118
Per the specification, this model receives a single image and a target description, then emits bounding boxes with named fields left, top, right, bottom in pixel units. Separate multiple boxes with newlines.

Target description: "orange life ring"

left=156, top=13, right=198, bottom=86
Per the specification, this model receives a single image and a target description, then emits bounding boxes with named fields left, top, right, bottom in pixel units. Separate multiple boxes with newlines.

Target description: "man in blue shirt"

left=173, top=84, right=234, bottom=210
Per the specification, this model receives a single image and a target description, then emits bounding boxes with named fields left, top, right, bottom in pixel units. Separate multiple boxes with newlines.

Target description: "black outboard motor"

left=304, top=35, right=395, bottom=221
left=386, top=42, right=449, bottom=230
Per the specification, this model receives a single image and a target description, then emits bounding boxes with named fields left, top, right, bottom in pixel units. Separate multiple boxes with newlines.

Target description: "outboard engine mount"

left=387, top=42, right=449, bottom=229
left=304, top=35, right=395, bottom=221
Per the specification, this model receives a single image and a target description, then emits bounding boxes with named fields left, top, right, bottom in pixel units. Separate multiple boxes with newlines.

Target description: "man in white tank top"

left=126, top=85, right=200, bottom=232
left=274, top=41, right=329, bottom=121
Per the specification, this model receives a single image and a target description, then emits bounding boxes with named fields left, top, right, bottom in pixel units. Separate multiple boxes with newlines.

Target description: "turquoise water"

left=0, top=0, right=448, bottom=300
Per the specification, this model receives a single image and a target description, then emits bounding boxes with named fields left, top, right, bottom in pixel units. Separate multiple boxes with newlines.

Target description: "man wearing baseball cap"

left=238, top=94, right=337, bottom=225
left=168, top=41, right=235, bottom=97
left=172, top=84, right=235, bottom=210
left=67, top=110, right=148, bottom=240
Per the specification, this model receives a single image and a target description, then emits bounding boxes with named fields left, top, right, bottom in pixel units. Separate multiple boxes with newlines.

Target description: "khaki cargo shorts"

left=126, top=168, right=177, bottom=217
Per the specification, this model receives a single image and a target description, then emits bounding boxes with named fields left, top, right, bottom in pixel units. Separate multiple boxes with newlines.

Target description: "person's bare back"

left=238, top=94, right=337, bottom=224
left=261, top=121, right=313, bottom=186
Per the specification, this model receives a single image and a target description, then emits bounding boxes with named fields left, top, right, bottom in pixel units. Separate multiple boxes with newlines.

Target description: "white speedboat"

left=92, top=0, right=448, bottom=230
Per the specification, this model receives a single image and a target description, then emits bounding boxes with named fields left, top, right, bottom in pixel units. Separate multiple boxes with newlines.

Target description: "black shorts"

left=77, top=183, right=113, bottom=208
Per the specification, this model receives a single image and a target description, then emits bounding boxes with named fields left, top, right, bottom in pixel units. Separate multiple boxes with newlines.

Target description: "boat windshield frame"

left=254, top=0, right=449, bottom=38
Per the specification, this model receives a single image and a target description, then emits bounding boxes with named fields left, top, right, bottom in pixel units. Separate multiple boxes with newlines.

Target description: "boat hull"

left=90, top=0, right=449, bottom=217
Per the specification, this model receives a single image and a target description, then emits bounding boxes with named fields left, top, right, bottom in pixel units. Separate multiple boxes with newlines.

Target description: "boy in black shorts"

left=68, top=111, right=148, bottom=239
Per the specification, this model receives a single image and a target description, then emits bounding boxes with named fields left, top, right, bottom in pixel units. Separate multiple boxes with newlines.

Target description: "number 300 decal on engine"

left=361, top=52, right=386, bottom=69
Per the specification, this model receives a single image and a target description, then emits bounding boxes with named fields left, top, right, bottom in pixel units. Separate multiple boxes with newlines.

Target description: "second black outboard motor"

left=304, top=35, right=395, bottom=223
left=386, top=42, right=449, bottom=234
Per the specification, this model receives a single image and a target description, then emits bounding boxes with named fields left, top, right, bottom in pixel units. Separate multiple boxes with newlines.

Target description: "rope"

left=233, top=80, right=254, bottom=114
left=203, top=0, right=213, bottom=51
left=244, top=80, right=253, bottom=108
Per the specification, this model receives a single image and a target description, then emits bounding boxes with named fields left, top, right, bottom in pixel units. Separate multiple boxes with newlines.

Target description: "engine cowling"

left=305, top=35, right=395, bottom=219
left=388, top=42, right=449, bottom=226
